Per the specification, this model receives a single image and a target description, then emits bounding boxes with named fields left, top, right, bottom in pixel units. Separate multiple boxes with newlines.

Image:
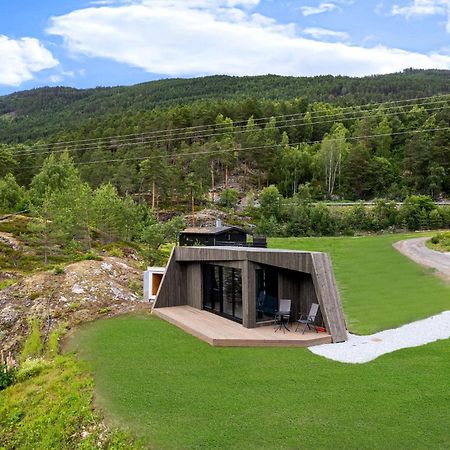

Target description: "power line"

left=14, top=93, right=450, bottom=152
left=12, top=102, right=450, bottom=158
left=17, top=125, right=450, bottom=170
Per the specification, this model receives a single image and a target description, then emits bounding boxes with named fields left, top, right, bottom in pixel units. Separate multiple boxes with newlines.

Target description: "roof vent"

left=215, top=218, right=222, bottom=228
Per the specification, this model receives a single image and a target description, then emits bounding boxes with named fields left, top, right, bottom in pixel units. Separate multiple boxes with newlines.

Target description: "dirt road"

left=393, top=237, right=450, bottom=282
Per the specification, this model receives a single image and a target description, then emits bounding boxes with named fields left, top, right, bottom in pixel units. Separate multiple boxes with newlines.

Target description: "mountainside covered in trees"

left=0, top=70, right=449, bottom=227
left=0, top=69, right=449, bottom=143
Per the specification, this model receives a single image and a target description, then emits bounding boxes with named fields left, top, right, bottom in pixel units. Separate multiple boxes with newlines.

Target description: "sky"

left=0, top=0, right=449, bottom=95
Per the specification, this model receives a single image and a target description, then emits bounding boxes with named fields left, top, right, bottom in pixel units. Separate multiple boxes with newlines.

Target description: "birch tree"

left=319, top=123, right=349, bottom=198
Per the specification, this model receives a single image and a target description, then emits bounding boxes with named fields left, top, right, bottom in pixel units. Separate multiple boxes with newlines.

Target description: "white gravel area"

left=309, top=311, right=450, bottom=364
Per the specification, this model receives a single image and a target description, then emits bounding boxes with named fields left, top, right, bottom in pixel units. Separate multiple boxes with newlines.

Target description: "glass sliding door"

left=202, top=264, right=242, bottom=323
left=255, top=267, right=278, bottom=322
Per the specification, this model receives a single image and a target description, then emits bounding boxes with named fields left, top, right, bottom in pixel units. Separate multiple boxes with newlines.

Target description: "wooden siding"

left=154, top=246, right=347, bottom=342
left=278, top=270, right=320, bottom=327
left=155, top=248, right=187, bottom=308
left=186, top=263, right=202, bottom=309
left=311, top=253, right=347, bottom=342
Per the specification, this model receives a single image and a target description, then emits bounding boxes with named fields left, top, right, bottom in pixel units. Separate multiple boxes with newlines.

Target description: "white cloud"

left=49, top=69, right=76, bottom=84
left=302, top=27, right=349, bottom=41
left=391, top=0, right=450, bottom=32
left=0, top=35, right=58, bottom=86
left=49, top=74, right=63, bottom=83
left=299, top=2, right=338, bottom=16
left=47, top=1, right=450, bottom=78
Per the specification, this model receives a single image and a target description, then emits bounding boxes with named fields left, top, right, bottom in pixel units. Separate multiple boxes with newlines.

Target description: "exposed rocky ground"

left=0, top=225, right=150, bottom=355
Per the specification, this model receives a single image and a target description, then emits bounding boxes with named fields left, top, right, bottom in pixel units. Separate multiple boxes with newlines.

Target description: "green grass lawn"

left=68, top=314, right=450, bottom=450
left=271, top=233, right=450, bottom=334
left=64, top=233, right=450, bottom=449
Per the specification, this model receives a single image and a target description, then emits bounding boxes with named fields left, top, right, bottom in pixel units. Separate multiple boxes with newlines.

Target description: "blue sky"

left=0, top=0, right=449, bottom=95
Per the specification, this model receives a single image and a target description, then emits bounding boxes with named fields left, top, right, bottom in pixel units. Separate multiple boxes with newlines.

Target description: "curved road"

left=393, top=237, right=450, bottom=282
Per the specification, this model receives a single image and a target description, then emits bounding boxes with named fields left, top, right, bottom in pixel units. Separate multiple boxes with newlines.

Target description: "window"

left=255, top=267, right=278, bottom=322
left=202, top=264, right=242, bottom=322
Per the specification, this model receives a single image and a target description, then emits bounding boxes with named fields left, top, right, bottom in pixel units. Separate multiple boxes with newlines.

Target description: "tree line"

left=1, top=69, right=449, bottom=143
left=253, top=185, right=450, bottom=236
left=1, top=94, right=449, bottom=208
left=0, top=153, right=184, bottom=264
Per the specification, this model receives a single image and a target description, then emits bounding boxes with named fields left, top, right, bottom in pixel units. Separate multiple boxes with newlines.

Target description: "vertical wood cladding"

left=154, top=247, right=347, bottom=343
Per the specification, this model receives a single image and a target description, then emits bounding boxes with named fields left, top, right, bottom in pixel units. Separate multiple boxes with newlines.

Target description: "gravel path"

left=310, top=311, right=450, bottom=363
left=309, top=236, right=450, bottom=364
left=393, top=237, right=450, bottom=282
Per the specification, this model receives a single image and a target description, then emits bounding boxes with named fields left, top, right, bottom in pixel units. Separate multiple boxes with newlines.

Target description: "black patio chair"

left=295, top=303, right=319, bottom=334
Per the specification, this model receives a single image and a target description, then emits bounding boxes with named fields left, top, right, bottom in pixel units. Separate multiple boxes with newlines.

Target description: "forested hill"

left=1, top=69, right=449, bottom=143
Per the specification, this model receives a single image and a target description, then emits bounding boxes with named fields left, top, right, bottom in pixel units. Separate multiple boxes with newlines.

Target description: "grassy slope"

left=270, top=233, right=450, bottom=334
left=68, top=315, right=450, bottom=450
left=64, top=234, right=450, bottom=449
left=0, top=356, right=139, bottom=449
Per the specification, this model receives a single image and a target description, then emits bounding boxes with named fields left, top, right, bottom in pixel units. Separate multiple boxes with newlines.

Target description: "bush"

left=398, top=195, right=437, bottom=230
left=16, top=358, right=50, bottom=383
left=284, top=203, right=312, bottom=236
left=0, top=173, right=28, bottom=214
left=310, top=204, right=337, bottom=235
left=256, top=215, right=281, bottom=237
left=0, top=363, right=15, bottom=390
left=371, top=199, right=398, bottom=231
left=219, top=188, right=239, bottom=209
left=259, top=185, right=282, bottom=220
left=52, top=265, right=65, bottom=275
left=344, top=203, right=371, bottom=231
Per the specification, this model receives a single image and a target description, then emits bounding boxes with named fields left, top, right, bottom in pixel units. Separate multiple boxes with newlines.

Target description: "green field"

left=64, top=233, right=450, bottom=449
left=68, top=315, right=450, bottom=450
left=271, top=233, right=450, bottom=334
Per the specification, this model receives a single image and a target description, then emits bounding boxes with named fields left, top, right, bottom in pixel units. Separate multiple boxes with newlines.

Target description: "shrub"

left=344, top=203, right=371, bottom=231
left=52, top=265, right=65, bottom=275
left=256, top=215, right=281, bottom=237
left=310, top=203, right=337, bottom=236
left=398, top=195, right=436, bottom=230
left=284, top=203, right=312, bottom=236
left=81, top=252, right=102, bottom=261
left=16, top=358, right=50, bottom=383
left=219, top=188, right=239, bottom=209
left=0, top=173, right=29, bottom=214
left=108, top=247, right=124, bottom=258
left=259, top=185, right=282, bottom=220
left=371, top=199, right=398, bottom=231
left=0, top=363, right=15, bottom=390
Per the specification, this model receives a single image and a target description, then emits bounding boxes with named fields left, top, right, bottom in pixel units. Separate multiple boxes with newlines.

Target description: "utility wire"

left=14, top=93, right=450, bottom=151
left=17, top=125, right=450, bottom=170
left=12, top=103, right=450, bottom=158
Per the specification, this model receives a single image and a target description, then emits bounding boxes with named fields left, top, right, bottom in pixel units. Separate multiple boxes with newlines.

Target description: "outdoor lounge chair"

left=295, top=303, right=319, bottom=334
left=274, top=299, right=291, bottom=333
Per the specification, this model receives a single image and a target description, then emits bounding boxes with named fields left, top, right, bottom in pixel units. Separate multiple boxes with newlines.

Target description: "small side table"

left=274, top=313, right=290, bottom=333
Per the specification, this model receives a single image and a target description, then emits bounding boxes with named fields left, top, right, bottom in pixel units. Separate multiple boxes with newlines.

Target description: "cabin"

left=179, top=224, right=248, bottom=247
left=153, top=246, right=347, bottom=345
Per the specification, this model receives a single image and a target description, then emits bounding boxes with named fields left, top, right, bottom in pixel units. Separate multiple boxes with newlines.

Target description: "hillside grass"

left=270, top=233, right=450, bottom=334
left=0, top=356, right=140, bottom=449
left=67, top=314, right=450, bottom=450
left=63, top=233, right=450, bottom=448
left=427, top=231, right=450, bottom=253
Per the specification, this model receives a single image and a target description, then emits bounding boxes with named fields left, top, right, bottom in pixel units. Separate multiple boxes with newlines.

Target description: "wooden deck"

left=153, top=306, right=332, bottom=347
